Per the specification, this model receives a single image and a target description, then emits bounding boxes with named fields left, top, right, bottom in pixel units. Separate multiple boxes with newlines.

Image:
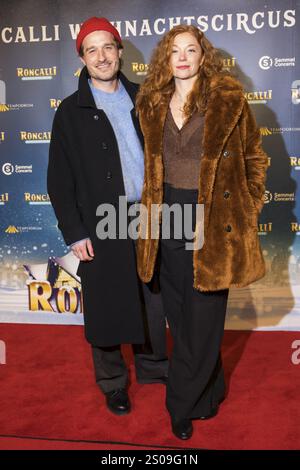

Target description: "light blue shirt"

left=89, top=79, right=144, bottom=202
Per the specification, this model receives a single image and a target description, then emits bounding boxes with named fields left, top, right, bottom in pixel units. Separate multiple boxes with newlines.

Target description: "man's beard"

left=91, top=61, right=120, bottom=81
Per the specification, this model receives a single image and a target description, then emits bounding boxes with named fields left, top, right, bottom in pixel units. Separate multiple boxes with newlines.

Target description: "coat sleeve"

left=240, top=100, right=268, bottom=213
left=47, top=107, right=90, bottom=246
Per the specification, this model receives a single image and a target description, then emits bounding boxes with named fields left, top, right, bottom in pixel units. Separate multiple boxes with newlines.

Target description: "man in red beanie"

left=48, top=17, right=168, bottom=416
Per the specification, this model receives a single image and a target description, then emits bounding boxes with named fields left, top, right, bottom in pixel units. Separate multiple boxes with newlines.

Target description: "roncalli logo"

left=24, top=257, right=83, bottom=314
left=20, top=131, right=51, bottom=143
left=49, top=99, right=61, bottom=110
left=245, top=90, right=272, bottom=104
left=27, top=278, right=83, bottom=314
left=223, top=57, right=236, bottom=69
left=24, top=193, right=51, bottom=205
left=291, top=80, right=300, bottom=105
left=258, top=222, right=272, bottom=235
left=132, top=62, right=148, bottom=76
left=291, top=222, right=300, bottom=233
left=0, top=193, right=9, bottom=205
left=290, top=156, right=300, bottom=169
left=17, top=66, right=57, bottom=81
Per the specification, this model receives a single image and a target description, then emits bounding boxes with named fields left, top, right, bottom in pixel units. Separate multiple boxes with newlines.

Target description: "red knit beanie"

left=76, top=17, right=122, bottom=53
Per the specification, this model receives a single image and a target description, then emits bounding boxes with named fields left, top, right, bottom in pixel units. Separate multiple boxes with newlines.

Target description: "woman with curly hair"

left=136, top=25, right=268, bottom=440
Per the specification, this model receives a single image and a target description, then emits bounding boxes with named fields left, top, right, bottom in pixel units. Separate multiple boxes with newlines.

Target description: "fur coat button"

left=225, top=224, right=232, bottom=232
left=224, top=191, right=230, bottom=199
left=223, top=150, right=230, bottom=157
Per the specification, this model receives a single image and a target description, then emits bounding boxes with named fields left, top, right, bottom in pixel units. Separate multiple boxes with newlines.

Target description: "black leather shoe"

left=171, top=418, right=193, bottom=440
left=200, top=405, right=219, bottom=420
left=105, top=388, right=131, bottom=415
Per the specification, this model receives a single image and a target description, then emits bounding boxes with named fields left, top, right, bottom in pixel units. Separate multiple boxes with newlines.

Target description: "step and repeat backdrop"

left=0, top=0, right=299, bottom=330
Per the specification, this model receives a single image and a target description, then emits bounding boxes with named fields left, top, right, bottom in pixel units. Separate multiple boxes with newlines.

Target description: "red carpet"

left=0, top=324, right=299, bottom=450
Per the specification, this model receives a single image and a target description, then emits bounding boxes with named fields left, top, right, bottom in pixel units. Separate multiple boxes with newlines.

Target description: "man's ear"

left=118, top=48, right=123, bottom=59
left=80, top=56, right=86, bottom=66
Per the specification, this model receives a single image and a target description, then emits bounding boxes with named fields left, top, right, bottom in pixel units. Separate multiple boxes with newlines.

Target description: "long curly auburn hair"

left=136, top=24, right=227, bottom=120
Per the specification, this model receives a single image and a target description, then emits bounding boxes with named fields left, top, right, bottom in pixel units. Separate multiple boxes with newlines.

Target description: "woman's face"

left=169, top=32, right=203, bottom=81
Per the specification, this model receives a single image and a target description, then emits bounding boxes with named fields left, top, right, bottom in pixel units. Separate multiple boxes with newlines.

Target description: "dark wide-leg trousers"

left=160, top=184, right=229, bottom=421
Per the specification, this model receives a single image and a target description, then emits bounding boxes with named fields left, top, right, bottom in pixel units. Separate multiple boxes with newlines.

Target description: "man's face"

left=80, top=30, right=122, bottom=83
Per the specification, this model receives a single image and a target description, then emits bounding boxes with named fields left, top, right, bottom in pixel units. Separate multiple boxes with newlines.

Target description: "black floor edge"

left=0, top=434, right=205, bottom=451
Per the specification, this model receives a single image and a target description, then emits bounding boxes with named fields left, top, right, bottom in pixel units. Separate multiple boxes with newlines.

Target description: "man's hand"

left=71, top=238, right=94, bottom=261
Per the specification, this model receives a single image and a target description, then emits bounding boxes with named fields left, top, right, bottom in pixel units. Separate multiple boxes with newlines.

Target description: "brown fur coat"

left=137, top=74, right=268, bottom=291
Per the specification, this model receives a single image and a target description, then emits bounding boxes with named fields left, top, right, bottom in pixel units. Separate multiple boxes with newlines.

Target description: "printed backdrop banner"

left=0, top=0, right=299, bottom=330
